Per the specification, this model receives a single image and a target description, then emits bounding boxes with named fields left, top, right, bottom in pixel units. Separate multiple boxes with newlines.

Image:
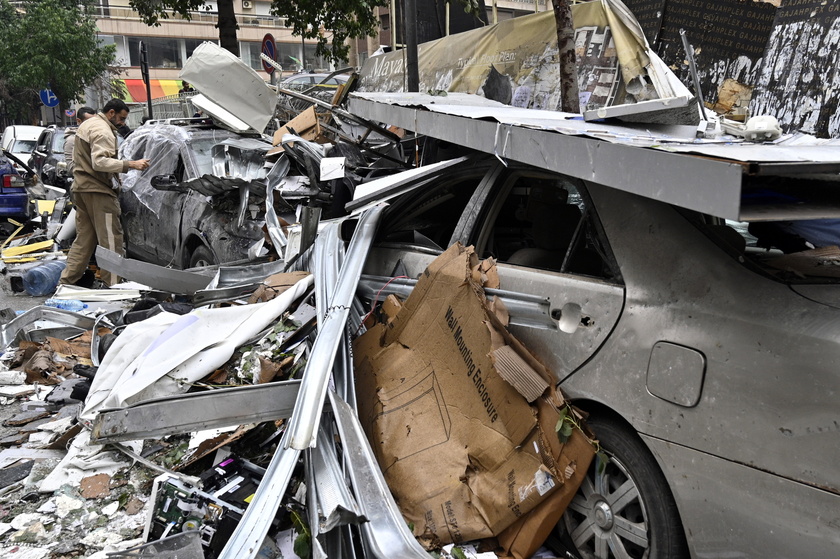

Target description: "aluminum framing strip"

left=219, top=205, right=384, bottom=559
left=357, top=274, right=557, bottom=330
left=312, top=226, right=357, bottom=408
left=329, top=390, right=430, bottom=559
left=0, top=307, right=97, bottom=349
left=209, top=259, right=290, bottom=289
left=347, top=96, right=747, bottom=221
left=191, top=283, right=261, bottom=307
left=344, top=156, right=470, bottom=213
left=265, top=155, right=291, bottom=251
left=311, top=426, right=366, bottom=533
left=334, top=320, right=357, bottom=409
left=89, top=380, right=301, bottom=443
left=313, top=221, right=344, bottom=332
left=90, top=310, right=124, bottom=367
left=288, top=204, right=385, bottom=449
left=95, top=247, right=215, bottom=294
left=305, top=446, right=330, bottom=559
left=276, top=86, right=404, bottom=144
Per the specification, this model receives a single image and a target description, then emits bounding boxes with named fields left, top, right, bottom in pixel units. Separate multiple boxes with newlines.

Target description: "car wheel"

left=188, top=245, right=216, bottom=268
left=552, top=416, right=688, bottom=559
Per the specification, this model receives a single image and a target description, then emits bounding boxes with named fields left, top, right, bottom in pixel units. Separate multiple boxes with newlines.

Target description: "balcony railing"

left=84, top=3, right=288, bottom=28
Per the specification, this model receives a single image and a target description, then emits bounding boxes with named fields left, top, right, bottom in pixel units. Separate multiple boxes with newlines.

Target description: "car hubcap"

left=562, top=455, right=651, bottom=559
left=593, top=500, right=614, bottom=530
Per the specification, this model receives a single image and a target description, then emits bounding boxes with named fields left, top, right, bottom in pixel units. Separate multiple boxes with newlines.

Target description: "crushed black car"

left=118, top=119, right=274, bottom=268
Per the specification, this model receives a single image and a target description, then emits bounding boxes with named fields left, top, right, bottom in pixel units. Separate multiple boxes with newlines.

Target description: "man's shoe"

left=73, top=269, right=95, bottom=288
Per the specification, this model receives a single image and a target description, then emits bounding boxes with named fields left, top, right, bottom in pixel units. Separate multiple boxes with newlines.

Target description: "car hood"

left=180, top=42, right=277, bottom=134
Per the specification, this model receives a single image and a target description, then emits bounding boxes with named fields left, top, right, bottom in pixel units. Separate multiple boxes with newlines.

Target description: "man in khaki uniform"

left=59, top=99, right=150, bottom=287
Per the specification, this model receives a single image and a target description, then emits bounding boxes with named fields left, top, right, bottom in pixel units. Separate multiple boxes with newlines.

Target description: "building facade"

left=82, top=0, right=566, bottom=119
left=84, top=0, right=328, bottom=114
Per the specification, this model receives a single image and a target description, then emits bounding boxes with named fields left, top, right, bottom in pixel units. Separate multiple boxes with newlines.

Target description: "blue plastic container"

left=22, top=260, right=66, bottom=297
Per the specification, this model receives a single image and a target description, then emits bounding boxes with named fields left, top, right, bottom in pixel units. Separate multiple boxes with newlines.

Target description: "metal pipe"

left=679, top=29, right=708, bottom=121
left=357, top=274, right=558, bottom=330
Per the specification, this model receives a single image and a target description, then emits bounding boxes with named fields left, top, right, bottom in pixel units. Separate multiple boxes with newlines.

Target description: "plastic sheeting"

left=357, top=0, right=691, bottom=118
left=80, top=274, right=314, bottom=422
left=120, top=124, right=189, bottom=216
left=119, top=124, right=245, bottom=215
left=38, top=431, right=142, bottom=493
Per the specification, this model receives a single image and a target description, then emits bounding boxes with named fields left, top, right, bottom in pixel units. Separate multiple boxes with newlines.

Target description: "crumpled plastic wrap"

left=119, top=124, right=251, bottom=216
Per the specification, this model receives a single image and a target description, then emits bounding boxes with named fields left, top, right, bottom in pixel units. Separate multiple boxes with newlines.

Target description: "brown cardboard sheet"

left=354, top=243, right=594, bottom=547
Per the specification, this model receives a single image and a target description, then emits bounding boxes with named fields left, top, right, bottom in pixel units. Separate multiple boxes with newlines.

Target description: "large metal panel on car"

left=348, top=93, right=840, bottom=221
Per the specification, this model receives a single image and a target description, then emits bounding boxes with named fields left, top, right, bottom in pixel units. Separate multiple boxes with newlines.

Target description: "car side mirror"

left=151, top=174, right=177, bottom=188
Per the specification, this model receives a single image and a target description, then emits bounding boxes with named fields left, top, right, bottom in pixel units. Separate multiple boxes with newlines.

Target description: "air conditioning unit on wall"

left=242, top=0, right=252, bottom=8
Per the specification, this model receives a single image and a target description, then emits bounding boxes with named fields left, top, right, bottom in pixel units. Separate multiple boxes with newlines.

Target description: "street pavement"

left=0, top=278, right=49, bottom=313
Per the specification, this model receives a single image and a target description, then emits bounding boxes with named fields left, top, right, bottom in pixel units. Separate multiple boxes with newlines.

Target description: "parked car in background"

left=279, top=72, right=350, bottom=91
left=361, top=151, right=840, bottom=559
left=0, top=125, right=45, bottom=170
left=30, top=126, right=67, bottom=189
left=0, top=151, right=33, bottom=228
left=276, top=71, right=353, bottom=121
left=118, top=120, right=272, bottom=268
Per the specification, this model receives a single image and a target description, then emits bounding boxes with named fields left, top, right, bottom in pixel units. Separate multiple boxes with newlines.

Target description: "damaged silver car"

left=119, top=120, right=275, bottom=268
left=360, top=152, right=840, bottom=559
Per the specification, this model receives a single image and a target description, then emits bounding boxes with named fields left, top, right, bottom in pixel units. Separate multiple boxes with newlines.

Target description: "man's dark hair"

left=102, top=98, right=130, bottom=114
left=77, top=106, right=96, bottom=120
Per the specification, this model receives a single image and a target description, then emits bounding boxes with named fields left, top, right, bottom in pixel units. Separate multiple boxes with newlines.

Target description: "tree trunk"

left=404, top=0, right=420, bottom=91
left=551, top=0, right=579, bottom=113
left=216, top=0, right=240, bottom=56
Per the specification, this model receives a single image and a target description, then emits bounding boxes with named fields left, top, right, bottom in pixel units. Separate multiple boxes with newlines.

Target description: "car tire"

left=552, top=415, right=688, bottom=559
left=188, top=245, right=216, bottom=268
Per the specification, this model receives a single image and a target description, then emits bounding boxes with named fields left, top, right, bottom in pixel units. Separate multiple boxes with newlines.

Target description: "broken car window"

left=378, top=169, right=486, bottom=250
left=684, top=213, right=840, bottom=283
left=479, top=174, right=615, bottom=279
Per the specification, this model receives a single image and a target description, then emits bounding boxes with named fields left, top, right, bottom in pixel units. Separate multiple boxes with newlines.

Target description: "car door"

left=365, top=160, right=625, bottom=381
left=120, top=132, right=186, bottom=265
left=455, top=163, right=625, bottom=381
left=30, top=129, right=51, bottom=180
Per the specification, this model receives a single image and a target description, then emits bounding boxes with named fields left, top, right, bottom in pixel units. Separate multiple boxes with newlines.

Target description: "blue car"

left=0, top=150, right=32, bottom=227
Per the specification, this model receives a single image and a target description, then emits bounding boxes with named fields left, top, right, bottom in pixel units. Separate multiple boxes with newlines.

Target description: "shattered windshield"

left=52, top=133, right=65, bottom=153
left=12, top=139, right=36, bottom=154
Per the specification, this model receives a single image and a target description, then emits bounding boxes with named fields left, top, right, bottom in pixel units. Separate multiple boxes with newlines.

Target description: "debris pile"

left=0, top=199, right=598, bottom=559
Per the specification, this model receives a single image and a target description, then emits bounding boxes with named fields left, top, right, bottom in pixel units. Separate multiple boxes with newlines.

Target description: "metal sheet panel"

left=90, top=381, right=301, bottom=443
left=348, top=96, right=746, bottom=220
left=95, top=247, right=214, bottom=294
left=180, top=42, right=277, bottom=134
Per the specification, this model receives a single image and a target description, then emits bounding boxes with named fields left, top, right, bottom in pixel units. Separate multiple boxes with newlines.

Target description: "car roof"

left=4, top=125, right=45, bottom=138
left=282, top=72, right=349, bottom=83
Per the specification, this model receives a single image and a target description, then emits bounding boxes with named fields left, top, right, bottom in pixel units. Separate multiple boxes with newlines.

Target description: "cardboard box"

left=496, top=426, right=594, bottom=559
left=354, top=243, right=594, bottom=546
left=267, top=106, right=331, bottom=156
